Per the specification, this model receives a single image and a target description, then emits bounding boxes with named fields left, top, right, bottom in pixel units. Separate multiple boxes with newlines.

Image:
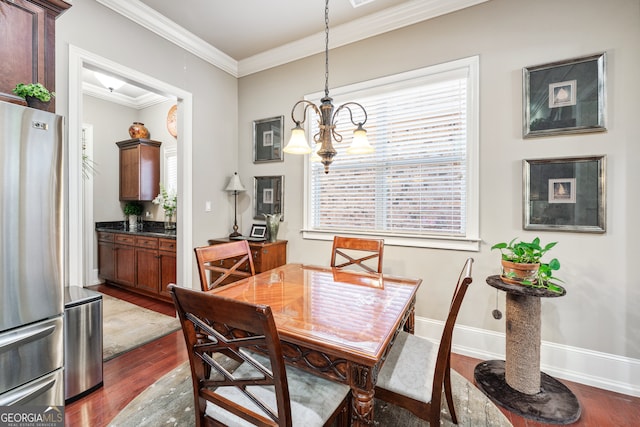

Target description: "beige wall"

left=238, top=0, right=640, bottom=390
left=54, top=0, right=640, bottom=394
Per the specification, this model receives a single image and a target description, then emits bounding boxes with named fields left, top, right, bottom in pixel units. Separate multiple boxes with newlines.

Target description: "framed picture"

left=249, top=224, right=267, bottom=239
left=253, top=116, right=284, bottom=162
left=254, top=175, right=284, bottom=219
left=523, top=156, right=606, bottom=233
left=523, top=53, right=606, bottom=138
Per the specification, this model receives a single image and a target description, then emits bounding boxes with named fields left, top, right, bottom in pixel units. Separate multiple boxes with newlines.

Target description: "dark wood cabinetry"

left=97, top=231, right=176, bottom=301
left=0, top=0, right=71, bottom=112
left=116, top=138, right=161, bottom=201
left=207, top=238, right=288, bottom=274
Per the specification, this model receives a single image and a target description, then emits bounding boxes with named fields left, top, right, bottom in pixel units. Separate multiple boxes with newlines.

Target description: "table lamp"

left=225, top=172, right=246, bottom=238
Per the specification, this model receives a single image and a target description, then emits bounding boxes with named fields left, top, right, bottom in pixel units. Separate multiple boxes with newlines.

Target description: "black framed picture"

left=253, top=116, right=284, bottom=163
left=250, top=224, right=267, bottom=239
left=523, top=155, right=606, bottom=232
left=523, top=53, right=606, bottom=138
left=253, top=175, right=284, bottom=219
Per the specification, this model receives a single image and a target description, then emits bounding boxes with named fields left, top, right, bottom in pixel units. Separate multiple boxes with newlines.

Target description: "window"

left=164, top=146, right=177, bottom=193
left=303, top=56, right=479, bottom=250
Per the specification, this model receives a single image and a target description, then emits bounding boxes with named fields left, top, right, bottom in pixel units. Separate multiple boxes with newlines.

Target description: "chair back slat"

left=330, top=236, right=384, bottom=273
left=195, top=240, right=256, bottom=291
left=169, top=284, right=291, bottom=427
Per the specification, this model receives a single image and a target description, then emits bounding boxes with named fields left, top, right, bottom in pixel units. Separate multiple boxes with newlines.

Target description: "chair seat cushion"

left=376, top=331, right=438, bottom=403
left=206, top=352, right=350, bottom=427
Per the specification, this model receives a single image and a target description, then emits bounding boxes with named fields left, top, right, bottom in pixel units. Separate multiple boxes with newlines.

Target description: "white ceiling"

left=85, top=0, right=488, bottom=106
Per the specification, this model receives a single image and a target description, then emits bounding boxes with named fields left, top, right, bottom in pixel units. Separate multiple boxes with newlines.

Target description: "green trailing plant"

left=491, top=237, right=563, bottom=292
left=123, top=201, right=144, bottom=217
left=12, top=83, right=55, bottom=102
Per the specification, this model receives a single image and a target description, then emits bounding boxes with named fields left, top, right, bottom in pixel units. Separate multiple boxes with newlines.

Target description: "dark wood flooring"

left=64, top=284, right=640, bottom=427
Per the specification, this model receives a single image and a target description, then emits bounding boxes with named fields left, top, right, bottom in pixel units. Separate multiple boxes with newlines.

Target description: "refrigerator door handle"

left=0, top=324, right=57, bottom=353
left=0, top=371, right=59, bottom=406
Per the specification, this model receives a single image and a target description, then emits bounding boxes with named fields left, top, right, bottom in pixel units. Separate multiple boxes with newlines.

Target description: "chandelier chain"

left=324, top=0, right=330, bottom=98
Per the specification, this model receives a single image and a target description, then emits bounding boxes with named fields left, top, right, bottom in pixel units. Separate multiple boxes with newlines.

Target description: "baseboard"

left=415, top=316, right=640, bottom=398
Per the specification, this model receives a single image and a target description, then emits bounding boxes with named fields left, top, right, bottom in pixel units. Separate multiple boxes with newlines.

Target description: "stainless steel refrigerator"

left=0, top=100, right=64, bottom=406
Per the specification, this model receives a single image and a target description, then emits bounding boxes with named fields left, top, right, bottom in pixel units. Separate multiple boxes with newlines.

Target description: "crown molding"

left=82, top=82, right=168, bottom=109
left=95, top=0, right=237, bottom=76
left=96, top=0, right=489, bottom=78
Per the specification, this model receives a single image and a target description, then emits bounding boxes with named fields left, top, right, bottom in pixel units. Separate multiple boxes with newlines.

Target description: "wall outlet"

left=205, top=201, right=212, bottom=212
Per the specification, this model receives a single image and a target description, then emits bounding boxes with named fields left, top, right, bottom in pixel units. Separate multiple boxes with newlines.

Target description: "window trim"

left=301, top=56, right=480, bottom=251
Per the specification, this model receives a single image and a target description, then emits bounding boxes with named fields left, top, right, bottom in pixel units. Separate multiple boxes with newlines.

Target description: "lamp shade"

left=283, top=124, right=312, bottom=154
left=346, top=125, right=374, bottom=154
left=225, top=172, right=246, bottom=192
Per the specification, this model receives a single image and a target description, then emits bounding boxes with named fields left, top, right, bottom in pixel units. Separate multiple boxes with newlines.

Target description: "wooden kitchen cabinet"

left=207, top=238, right=287, bottom=274
left=97, top=230, right=176, bottom=301
left=0, top=0, right=71, bottom=112
left=116, top=138, right=161, bottom=201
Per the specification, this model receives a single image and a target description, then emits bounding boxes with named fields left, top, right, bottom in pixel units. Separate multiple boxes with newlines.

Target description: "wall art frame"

left=254, top=175, right=284, bottom=220
left=523, top=52, right=606, bottom=138
left=523, top=155, right=606, bottom=233
left=253, top=116, right=284, bottom=163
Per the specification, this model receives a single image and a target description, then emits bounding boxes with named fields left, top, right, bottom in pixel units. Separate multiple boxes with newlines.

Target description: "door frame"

left=68, top=44, right=193, bottom=289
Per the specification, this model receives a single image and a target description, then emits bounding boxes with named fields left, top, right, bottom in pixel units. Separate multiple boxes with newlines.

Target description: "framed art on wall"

left=254, top=175, right=284, bottom=219
left=523, top=155, right=605, bottom=233
left=523, top=53, right=606, bottom=138
left=253, top=116, right=284, bottom=162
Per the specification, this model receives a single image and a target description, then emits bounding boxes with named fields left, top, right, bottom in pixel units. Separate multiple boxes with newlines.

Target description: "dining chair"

left=168, top=284, right=351, bottom=427
left=330, top=236, right=384, bottom=273
left=375, top=257, right=474, bottom=426
left=194, top=240, right=255, bottom=291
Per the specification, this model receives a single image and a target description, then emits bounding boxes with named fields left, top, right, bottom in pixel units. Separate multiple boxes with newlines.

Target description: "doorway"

left=68, top=45, right=194, bottom=290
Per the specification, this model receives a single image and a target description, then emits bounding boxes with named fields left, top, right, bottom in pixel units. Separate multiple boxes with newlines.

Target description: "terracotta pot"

left=500, top=260, right=539, bottom=285
left=128, top=122, right=150, bottom=139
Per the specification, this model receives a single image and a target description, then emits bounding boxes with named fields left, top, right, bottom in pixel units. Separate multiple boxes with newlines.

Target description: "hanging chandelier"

left=283, top=0, right=373, bottom=174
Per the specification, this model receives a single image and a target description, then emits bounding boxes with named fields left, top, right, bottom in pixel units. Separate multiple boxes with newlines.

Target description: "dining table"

left=209, top=263, right=422, bottom=426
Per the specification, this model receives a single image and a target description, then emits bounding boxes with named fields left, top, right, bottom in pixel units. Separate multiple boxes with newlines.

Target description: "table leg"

left=505, top=293, right=541, bottom=394
left=349, top=363, right=375, bottom=426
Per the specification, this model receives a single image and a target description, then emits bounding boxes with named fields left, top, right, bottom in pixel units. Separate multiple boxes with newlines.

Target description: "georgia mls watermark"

left=0, top=406, right=64, bottom=427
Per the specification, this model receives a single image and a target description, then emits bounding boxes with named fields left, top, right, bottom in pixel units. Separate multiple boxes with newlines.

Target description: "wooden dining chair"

left=168, top=284, right=351, bottom=427
left=194, top=240, right=255, bottom=291
left=375, top=257, right=474, bottom=426
left=330, top=236, right=384, bottom=273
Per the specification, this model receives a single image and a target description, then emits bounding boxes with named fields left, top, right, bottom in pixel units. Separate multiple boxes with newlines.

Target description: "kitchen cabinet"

left=0, top=0, right=71, bottom=112
left=97, top=231, right=176, bottom=301
left=207, top=238, right=287, bottom=274
left=116, top=138, right=161, bottom=201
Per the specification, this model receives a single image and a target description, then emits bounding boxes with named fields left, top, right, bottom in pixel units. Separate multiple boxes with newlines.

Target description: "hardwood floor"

left=65, top=285, right=640, bottom=426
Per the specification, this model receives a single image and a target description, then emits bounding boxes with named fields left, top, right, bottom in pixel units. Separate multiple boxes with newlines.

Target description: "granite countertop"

left=95, top=221, right=176, bottom=239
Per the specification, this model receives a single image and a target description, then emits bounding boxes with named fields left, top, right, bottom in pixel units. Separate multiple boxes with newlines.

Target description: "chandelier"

left=283, top=0, right=373, bottom=174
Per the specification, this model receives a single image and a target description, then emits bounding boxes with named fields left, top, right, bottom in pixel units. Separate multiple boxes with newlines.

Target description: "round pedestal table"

left=473, top=275, right=581, bottom=424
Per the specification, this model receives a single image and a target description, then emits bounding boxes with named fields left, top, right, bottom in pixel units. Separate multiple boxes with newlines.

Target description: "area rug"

left=108, top=360, right=513, bottom=426
left=102, top=293, right=180, bottom=361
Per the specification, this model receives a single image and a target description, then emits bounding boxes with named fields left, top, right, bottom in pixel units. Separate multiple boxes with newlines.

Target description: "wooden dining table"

left=209, top=263, right=422, bottom=426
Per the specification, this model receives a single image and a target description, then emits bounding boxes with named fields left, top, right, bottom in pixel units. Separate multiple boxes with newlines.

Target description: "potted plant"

left=123, top=202, right=144, bottom=230
left=12, top=83, right=55, bottom=109
left=491, top=237, right=562, bottom=291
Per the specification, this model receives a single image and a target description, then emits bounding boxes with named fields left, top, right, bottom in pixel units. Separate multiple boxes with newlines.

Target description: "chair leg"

left=444, top=368, right=458, bottom=424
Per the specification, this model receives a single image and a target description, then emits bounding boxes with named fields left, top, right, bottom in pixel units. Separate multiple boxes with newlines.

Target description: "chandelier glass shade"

left=283, top=0, right=373, bottom=174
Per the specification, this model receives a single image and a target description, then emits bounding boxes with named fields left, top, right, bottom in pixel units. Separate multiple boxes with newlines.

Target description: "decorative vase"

left=500, top=260, right=540, bottom=285
left=263, top=213, right=282, bottom=242
left=164, top=211, right=176, bottom=230
left=128, top=215, right=138, bottom=231
left=128, top=122, right=150, bottom=139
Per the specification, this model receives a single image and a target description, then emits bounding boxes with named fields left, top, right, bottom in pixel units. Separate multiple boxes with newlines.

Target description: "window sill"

left=302, top=230, right=480, bottom=252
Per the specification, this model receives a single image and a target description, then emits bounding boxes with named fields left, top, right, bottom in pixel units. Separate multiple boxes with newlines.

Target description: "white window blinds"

left=306, top=57, right=478, bottom=244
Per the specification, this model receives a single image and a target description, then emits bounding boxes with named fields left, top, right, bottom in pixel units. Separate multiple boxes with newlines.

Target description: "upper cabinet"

left=117, top=138, right=162, bottom=201
left=0, top=0, right=72, bottom=112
